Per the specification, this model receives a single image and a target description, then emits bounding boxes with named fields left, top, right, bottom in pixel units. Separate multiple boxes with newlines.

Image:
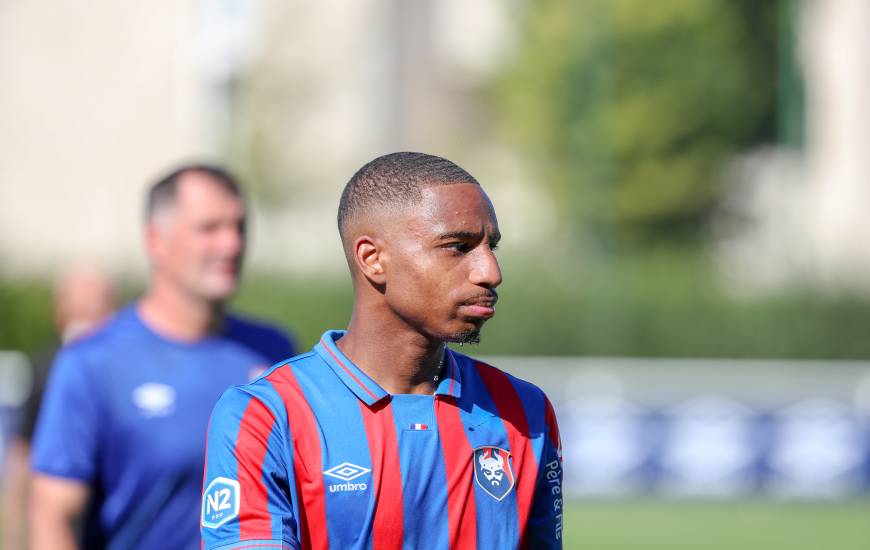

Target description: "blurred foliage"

left=496, top=0, right=778, bottom=246
left=482, top=250, right=870, bottom=358
left=3, top=264, right=870, bottom=358
left=0, top=280, right=54, bottom=355
left=232, top=274, right=354, bottom=352
left=246, top=258, right=870, bottom=358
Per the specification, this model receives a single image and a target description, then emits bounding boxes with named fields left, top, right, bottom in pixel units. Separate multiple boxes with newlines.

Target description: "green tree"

left=497, top=0, right=777, bottom=246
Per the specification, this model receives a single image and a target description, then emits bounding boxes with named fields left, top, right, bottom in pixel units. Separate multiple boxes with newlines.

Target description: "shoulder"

left=224, top=311, right=290, bottom=342
left=224, top=312, right=296, bottom=362
left=458, top=352, right=550, bottom=400
left=455, top=352, right=555, bottom=422
left=50, top=308, right=138, bottom=374
left=214, top=352, right=319, bottom=422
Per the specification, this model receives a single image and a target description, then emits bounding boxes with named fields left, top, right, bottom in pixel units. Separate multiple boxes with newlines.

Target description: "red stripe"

left=434, top=395, right=477, bottom=549
left=475, top=362, right=538, bottom=546
left=235, top=398, right=278, bottom=540
left=267, top=368, right=328, bottom=550
left=320, top=338, right=378, bottom=400
left=358, top=400, right=404, bottom=549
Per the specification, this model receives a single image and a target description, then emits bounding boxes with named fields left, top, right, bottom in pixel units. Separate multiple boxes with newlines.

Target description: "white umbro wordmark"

left=324, top=462, right=371, bottom=493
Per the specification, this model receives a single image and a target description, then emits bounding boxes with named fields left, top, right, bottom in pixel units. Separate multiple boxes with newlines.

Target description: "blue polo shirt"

left=31, top=304, right=295, bottom=549
left=201, top=330, right=563, bottom=549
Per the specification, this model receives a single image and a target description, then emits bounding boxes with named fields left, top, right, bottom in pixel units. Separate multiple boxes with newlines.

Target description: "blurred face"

left=55, top=268, right=117, bottom=343
left=147, top=173, right=246, bottom=302
left=381, top=183, right=502, bottom=343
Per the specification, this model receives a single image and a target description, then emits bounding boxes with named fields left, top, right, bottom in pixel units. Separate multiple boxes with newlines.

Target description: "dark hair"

left=337, top=152, right=478, bottom=239
left=145, top=164, right=243, bottom=222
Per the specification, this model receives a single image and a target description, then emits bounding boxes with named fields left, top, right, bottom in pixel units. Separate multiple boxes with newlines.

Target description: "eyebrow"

left=437, top=230, right=501, bottom=244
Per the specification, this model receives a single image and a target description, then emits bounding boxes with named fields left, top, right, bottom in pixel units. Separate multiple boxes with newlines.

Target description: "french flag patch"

left=408, top=423, right=428, bottom=431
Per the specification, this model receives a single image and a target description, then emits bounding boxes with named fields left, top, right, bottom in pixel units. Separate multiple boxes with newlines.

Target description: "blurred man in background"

left=30, top=165, right=296, bottom=549
left=2, top=266, right=116, bottom=550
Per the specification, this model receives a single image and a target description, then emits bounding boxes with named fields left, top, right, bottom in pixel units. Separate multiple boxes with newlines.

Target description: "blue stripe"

left=203, top=388, right=252, bottom=545
left=391, top=394, right=449, bottom=550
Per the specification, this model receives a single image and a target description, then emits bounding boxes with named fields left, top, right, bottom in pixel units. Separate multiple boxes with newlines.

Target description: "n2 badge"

left=473, top=446, right=516, bottom=501
left=202, top=477, right=240, bottom=529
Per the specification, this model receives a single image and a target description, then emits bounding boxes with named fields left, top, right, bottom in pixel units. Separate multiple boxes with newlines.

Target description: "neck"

left=337, top=305, right=445, bottom=395
left=138, top=276, right=223, bottom=342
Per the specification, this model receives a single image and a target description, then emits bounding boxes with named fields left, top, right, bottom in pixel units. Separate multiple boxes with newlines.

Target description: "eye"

left=197, top=221, right=220, bottom=234
left=445, top=242, right=471, bottom=254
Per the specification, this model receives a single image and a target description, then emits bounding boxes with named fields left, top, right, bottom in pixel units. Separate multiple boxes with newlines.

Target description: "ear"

left=144, top=221, right=166, bottom=262
left=353, top=235, right=387, bottom=285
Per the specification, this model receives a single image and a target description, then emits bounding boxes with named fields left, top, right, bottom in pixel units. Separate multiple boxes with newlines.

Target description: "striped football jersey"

left=201, top=330, right=563, bottom=549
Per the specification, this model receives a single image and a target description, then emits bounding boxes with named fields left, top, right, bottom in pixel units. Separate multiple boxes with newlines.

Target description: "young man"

left=30, top=165, right=295, bottom=549
left=201, top=153, right=563, bottom=549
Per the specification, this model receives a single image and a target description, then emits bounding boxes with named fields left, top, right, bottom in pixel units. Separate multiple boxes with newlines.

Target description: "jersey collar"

left=316, top=330, right=389, bottom=406
left=315, top=330, right=464, bottom=405
left=435, top=348, right=463, bottom=400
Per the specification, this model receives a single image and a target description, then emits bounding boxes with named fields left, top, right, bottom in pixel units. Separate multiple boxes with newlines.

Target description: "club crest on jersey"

left=473, top=446, right=515, bottom=501
left=201, top=477, right=240, bottom=529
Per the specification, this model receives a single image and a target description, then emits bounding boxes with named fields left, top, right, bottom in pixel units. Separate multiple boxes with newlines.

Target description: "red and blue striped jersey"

left=201, top=330, right=563, bottom=549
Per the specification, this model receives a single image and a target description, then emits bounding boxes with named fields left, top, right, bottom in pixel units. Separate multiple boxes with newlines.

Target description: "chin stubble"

left=448, top=328, right=481, bottom=345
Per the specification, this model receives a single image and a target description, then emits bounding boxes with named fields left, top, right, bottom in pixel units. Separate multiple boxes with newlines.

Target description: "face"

left=379, top=183, right=502, bottom=343
left=55, top=268, right=116, bottom=343
left=147, top=173, right=246, bottom=302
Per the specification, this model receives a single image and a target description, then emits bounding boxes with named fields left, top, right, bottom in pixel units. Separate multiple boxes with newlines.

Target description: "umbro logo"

left=132, top=383, right=175, bottom=417
left=324, top=462, right=371, bottom=493
left=324, top=462, right=371, bottom=481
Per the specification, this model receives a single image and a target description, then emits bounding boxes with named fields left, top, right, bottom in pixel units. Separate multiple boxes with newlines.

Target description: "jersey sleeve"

left=30, top=347, right=101, bottom=481
left=201, top=387, right=299, bottom=550
left=525, top=396, right=564, bottom=548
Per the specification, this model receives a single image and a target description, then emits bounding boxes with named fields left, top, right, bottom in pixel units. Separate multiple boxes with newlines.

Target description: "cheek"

left=395, top=257, right=463, bottom=312
left=387, top=253, right=439, bottom=303
left=181, top=234, right=213, bottom=260
left=167, top=235, right=210, bottom=273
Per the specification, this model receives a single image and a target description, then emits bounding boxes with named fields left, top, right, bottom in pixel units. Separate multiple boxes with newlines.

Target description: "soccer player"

left=30, top=165, right=296, bottom=549
left=201, top=152, right=563, bottom=549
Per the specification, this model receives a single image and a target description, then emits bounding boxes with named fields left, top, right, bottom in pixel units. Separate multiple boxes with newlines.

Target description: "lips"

left=460, top=294, right=498, bottom=319
left=209, top=259, right=241, bottom=275
left=461, top=304, right=496, bottom=318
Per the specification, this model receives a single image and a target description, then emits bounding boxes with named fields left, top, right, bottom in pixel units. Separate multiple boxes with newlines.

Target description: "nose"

left=470, top=246, right=502, bottom=289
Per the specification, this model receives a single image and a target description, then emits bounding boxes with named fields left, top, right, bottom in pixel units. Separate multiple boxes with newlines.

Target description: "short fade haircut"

left=337, top=152, right=479, bottom=239
left=145, top=163, right=243, bottom=222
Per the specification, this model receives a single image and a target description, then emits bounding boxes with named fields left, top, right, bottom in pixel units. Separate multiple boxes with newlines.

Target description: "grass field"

left=563, top=499, right=870, bottom=550
left=2, top=498, right=868, bottom=548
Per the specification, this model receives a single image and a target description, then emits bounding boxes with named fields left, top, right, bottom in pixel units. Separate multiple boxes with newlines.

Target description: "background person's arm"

left=29, top=474, right=89, bottom=550
left=29, top=348, right=101, bottom=550
left=2, top=439, right=31, bottom=550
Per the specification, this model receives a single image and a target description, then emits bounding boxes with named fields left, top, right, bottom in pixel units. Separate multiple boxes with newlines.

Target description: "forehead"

left=408, top=183, right=498, bottom=234
left=172, top=173, right=244, bottom=217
